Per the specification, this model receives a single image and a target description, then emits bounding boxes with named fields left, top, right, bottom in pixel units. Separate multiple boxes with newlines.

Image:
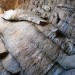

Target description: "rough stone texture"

left=0, top=17, right=60, bottom=75
left=1, top=13, right=75, bottom=74
left=0, top=61, right=11, bottom=75
left=2, top=54, right=21, bottom=74
left=58, top=55, right=75, bottom=69
left=5, top=9, right=75, bottom=55
left=3, top=10, right=47, bottom=25
left=0, top=38, right=8, bottom=59
left=47, top=64, right=64, bottom=75
left=59, top=69, right=75, bottom=75
left=1, top=70, right=11, bottom=75
left=0, top=61, right=4, bottom=71
left=0, top=0, right=75, bottom=75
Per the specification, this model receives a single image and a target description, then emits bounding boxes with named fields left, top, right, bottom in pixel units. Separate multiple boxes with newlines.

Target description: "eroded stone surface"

left=0, top=38, right=8, bottom=59
left=0, top=20, right=59, bottom=75
left=2, top=54, right=21, bottom=74
left=3, top=9, right=47, bottom=25
left=59, top=69, right=75, bottom=75
left=0, top=0, right=75, bottom=75
left=58, top=55, right=75, bottom=70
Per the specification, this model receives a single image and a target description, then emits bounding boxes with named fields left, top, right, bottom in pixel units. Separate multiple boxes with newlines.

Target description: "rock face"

left=59, top=69, right=75, bottom=75
left=0, top=38, right=8, bottom=59
left=3, top=9, right=75, bottom=55
left=0, top=0, right=75, bottom=75
left=2, top=54, right=21, bottom=74
left=0, top=17, right=60, bottom=75
left=3, top=10, right=47, bottom=25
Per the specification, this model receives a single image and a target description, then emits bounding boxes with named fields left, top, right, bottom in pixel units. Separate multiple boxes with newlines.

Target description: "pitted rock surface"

left=0, top=0, right=75, bottom=75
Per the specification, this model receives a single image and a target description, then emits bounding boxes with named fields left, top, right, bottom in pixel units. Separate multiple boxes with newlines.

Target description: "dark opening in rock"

left=55, top=30, right=65, bottom=38
left=0, top=52, right=8, bottom=59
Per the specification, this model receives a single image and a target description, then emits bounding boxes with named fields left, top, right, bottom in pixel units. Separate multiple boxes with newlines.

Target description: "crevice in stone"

left=55, top=30, right=65, bottom=38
